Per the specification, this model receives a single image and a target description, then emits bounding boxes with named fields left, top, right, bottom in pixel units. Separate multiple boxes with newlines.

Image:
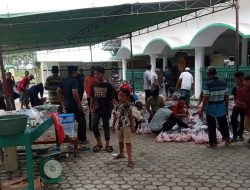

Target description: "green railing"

left=126, top=69, right=144, bottom=92
left=201, top=65, right=250, bottom=94
left=126, top=65, right=250, bottom=94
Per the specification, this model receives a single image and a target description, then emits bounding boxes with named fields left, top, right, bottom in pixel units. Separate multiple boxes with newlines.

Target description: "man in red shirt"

left=231, top=71, right=247, bottom=142
left=84, top=66, right=97, bottom=130
left=17, top=71, right=34, bottom=109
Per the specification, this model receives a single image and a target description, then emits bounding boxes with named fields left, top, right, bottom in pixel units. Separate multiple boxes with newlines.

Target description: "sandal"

left=113, top=154, right=125, bottom=160
left=105, top=146, right=113, bottom=153
left=127, top=161, right=134, bottom=168
left=92, top=145, right=103, bottom=152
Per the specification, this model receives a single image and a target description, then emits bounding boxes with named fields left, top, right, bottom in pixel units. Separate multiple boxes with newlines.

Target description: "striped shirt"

left=203, top=77, right=228, bottom=117
left=45, top=75, right=62, bottom=104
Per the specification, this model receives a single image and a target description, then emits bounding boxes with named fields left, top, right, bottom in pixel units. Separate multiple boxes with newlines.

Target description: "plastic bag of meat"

left=156, top=132, right=165, bottom=143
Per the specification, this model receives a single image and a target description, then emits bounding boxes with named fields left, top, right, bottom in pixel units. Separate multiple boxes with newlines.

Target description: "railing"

left=201, top=65, right=250, bottom=94
left=126, top=65, right=250, bottom=94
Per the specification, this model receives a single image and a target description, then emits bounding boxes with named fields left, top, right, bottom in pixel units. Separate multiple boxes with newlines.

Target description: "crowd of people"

left=0, top=63, right=250, bottom=166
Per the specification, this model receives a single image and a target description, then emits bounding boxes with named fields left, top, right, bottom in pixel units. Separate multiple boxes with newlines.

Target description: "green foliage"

left=3, top=52, right=36, bottom=68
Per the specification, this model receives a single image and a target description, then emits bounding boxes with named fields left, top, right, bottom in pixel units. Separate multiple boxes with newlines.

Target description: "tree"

left=3, top=52, right=36, bottom=69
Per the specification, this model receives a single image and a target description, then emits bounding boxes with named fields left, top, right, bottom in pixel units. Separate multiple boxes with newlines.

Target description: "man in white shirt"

left=176, top=67, right=194, bottom=106
left=151, top=69, right=160, bottom=91
left=143, top=64, right=152, bottom=101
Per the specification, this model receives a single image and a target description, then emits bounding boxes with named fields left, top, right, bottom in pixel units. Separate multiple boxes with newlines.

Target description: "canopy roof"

left=0, top=0, right=228, bottom=52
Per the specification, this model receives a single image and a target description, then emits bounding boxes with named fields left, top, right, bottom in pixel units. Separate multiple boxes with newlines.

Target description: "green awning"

left=0, top=0, right=228, bottom=52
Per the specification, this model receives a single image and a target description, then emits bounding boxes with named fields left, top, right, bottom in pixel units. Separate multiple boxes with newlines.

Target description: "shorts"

left=244, top=115, right=250, bottom=132
left=117, top=127, right=132, bottom=144
left=19, top=91, right=29, bottom=104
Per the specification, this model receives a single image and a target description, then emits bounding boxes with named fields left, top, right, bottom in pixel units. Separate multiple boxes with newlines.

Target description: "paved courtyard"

left=2, top=128, right=250, bottom=190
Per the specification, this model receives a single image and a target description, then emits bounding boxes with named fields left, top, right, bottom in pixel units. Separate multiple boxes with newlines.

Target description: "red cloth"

left=120, top=84, right=132, bottom=94
left=242, top=88, right=250, bottom=116
left=50, top=113, right=65, bottom=145
left=234, top=85, right=248, bottom=107
left=17, top=77, right=30, bottom=92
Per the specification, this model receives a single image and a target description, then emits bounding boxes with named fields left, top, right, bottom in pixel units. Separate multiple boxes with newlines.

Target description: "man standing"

left=84, top=66, right=97, bottom=130
left=57, top=66, right=87, bottom=143
left=176, top=67, right=194, bottom=106
left=231, top=71, right=246, bottom=142
left=199, top=66, right=230, bottom=148
left=90, top=65, right=115, bottom=153
left=5, top=72, right=16, bottom=110
left=77, top=68, right=85, bottom=101
left=45, top=66, right=62, bottom=105
left=143, top=64, right=152, bottom=101
left=163, top=65, right=175, bottom=97
left=17, top=71, right=34, bottom=109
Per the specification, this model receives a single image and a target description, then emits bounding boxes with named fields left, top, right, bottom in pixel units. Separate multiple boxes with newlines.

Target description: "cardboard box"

left=1, top=176, right=41, bottom=190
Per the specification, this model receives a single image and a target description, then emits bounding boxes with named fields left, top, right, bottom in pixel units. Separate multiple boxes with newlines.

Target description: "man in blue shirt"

left=199, top=66, right=230, bottom=148
left=57, top=66, right=87, bottom=143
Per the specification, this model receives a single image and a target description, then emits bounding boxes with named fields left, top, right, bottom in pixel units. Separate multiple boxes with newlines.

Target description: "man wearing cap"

left=17, top=71, right=34, bottom=109
left=57, top=66, right=87, bottom=143
left=199, top=66, right=230, bottom=148
left=176, top=67, right=194, bottom=106
left=45, top=66, right=62, bottom=105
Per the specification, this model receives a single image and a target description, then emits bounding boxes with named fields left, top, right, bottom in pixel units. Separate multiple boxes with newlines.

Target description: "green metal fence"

left=127, top=65, right=250, bottom=94
left=126, top=69, right=144, bottom=92
left=201, top=65, right=250, bottom=94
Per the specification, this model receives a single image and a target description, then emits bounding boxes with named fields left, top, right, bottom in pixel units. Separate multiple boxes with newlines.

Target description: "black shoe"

left=239, top=136, right=245, bottom=141
left=231, top=138, right=238, bottom=143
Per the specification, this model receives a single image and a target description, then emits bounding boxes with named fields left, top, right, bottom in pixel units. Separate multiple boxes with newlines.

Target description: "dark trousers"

left=152, top=114, right=189, bottom=134
left=87, top=97, right=92, bottom=129
left=91, top=113, right=110, bottom=141
left=180, top=89, right=191, bottom=106
left=66, top=107, right=87, bottom=141
left=206, top=115, right=230, bottom=146
left=30, top=95, right=41, bottom=107
left=145, top=90, right=151, bottom=102
left=165, top=84, right=175, bottom=97
left=231, top=106, right=245, bottom=139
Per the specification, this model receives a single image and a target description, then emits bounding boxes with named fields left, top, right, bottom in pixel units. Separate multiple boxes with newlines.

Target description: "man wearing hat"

left=45, top=66, right=62, bottom=105
left=199, top=66, right=230, bottom=148
left=57, top=66, right=87, bottom=143
left=176, top=67, right=194, bottom=106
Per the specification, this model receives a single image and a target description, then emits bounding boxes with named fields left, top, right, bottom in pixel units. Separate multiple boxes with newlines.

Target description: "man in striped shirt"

left=199, top=66, right=230, bottom=148
left=45, top=66, right=62, bottom=105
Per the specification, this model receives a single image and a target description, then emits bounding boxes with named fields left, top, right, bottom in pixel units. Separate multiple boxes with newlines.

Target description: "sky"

left=0, top=0, right=180, bottom=15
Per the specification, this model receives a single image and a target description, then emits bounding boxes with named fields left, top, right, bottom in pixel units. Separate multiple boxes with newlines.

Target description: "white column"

left=241, top=38, right=248, bottom=65
left=195, top=47, right=205, bottom=99
left=150, top=54, right=157, bottom=73
left=162, top=57, right=167, bottom=70
left=122, top=59, right=127, bottom=81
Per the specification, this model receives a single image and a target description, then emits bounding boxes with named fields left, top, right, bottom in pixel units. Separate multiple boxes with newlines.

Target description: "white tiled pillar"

left=241, top=38, right=248, bottom=65
left=195, top=47, right=205, bottom=99
left=150, top=54, right=157, bottom=73
left=122, top=59, right=127, bottom=80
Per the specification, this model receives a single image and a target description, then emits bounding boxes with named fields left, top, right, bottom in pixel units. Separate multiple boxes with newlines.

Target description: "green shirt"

left=45, top=75, right=62, bottom=104
left=146, top=96, right=165, bottom=114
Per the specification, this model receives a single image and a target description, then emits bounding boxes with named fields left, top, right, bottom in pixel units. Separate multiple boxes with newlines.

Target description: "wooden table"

left=0, top=117, right=53, bottom=190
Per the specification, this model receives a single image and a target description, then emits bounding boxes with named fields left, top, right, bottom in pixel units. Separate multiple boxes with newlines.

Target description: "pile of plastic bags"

left=156, top=128, right=222, bottom=144
left=136, top=123, right=152, bottom=134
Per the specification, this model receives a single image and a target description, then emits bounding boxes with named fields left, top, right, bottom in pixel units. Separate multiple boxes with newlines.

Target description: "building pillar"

left=241, top=38, right=248, bottom=65
left=163, top=56, right=168, bottom=70
left=195, top=47, right=205, bottom=99
left=122, top=59, right=127, bottom=81
left=150, top=54, right=157, bottom=73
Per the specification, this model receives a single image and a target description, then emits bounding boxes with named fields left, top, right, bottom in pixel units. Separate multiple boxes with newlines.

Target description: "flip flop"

left=127, top=161, right=134, bottom=168
left=105, top=146, right=113, bottom=153
left=92, top=145, right=103, bottom=152
left=113, top=154, right=125, bottom=160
